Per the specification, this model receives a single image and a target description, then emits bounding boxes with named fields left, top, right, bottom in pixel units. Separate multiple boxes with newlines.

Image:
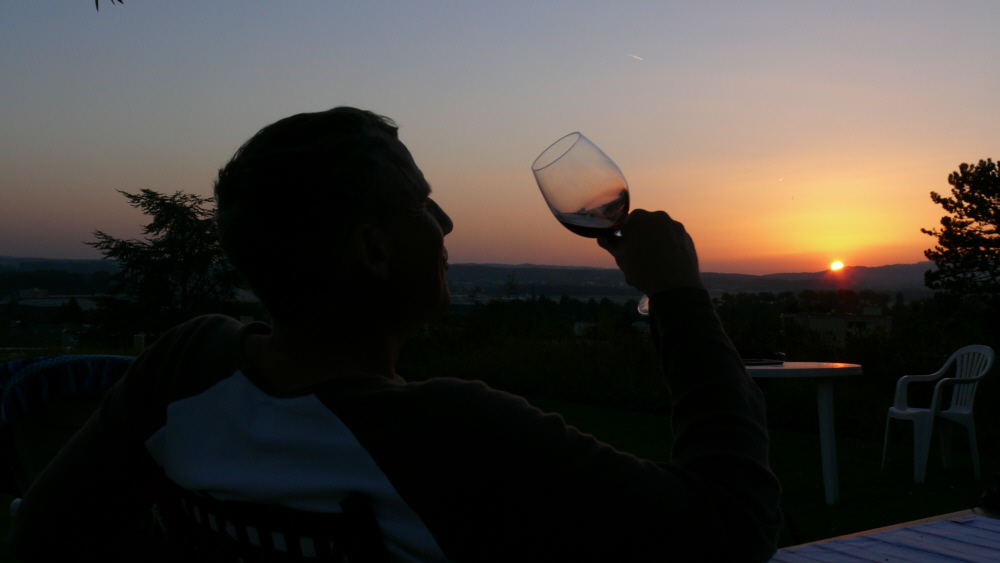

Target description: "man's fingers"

left=597, top=235, right=620, bottom=254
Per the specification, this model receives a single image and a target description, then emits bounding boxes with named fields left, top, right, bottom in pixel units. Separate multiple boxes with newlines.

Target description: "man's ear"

left=346, top=223, right=390, bottom=280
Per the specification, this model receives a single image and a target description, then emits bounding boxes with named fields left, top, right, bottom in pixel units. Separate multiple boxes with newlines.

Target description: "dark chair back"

left=0, top=355, right=135, bottom=496
left=155, top=477, right=391, bottom=563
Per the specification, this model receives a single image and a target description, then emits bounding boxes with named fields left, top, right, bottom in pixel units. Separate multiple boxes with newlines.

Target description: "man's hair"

left=214, top=107, right=425, bottom=322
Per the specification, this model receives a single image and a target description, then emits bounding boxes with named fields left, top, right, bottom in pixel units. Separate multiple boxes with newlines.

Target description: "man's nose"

left=430, top=200, right=453, bottom=236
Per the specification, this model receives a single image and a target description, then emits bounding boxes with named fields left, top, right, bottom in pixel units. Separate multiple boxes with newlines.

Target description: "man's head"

left=214, top=107, right=452, bottom=327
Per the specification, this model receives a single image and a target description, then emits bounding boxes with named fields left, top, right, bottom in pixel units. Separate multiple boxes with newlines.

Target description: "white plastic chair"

left=882, top=345, right=994, bottom=483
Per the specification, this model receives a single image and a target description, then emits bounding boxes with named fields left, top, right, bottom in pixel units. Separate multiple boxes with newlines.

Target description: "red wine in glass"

left=555, top=188, right=629, bottom=238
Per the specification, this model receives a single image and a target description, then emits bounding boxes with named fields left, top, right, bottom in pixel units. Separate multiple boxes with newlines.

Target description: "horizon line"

left=0, top=255, right=935, bottom=277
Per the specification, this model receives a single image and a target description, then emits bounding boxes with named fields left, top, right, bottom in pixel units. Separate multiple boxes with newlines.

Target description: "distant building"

left=14, top=296, right=97, bottom=310
left=631, top=321, right=651, bottom=340
left=781, top=308, right=892, bottom=348
left=235, top=289, right=260, bottom=303
left=19, top=288, right=48, bottom=299
left=7, top=322, right=79, bottom=348
left=781, top=312, right=892, bottom=348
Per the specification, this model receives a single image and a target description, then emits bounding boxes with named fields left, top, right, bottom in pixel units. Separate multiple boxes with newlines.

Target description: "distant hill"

left=446, top=263, right=637, bottom=298
left=448, top=263, right=626, bottom=286
left=0, top=256, right=118, bottom=274
left=447, top=262, right=937, bottom=300
left=704, top=262, right=935, bottom=295
left=0, top=256, right=936, bottom=299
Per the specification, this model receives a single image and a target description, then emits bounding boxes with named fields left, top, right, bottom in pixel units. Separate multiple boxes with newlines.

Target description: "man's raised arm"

left=599, top=210, right=783, bottom=560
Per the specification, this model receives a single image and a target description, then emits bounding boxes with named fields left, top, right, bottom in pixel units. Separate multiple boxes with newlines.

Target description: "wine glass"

left=532, top=132, right=650, bottom=315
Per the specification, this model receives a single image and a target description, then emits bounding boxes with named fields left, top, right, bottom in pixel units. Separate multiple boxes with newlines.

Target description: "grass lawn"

left=772, top=429, right=990, bottom=546
left=0, top=494, right=11, bottom=561
left=1, top=397, right=993, bottom=558
left=529, top=396, right=995, bottom=548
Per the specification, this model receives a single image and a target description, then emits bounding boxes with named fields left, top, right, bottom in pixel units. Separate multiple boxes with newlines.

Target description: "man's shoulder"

left=321, top=375, right=551, bottom=432
left=384, top=376, right=535, bottom=411
left=124, top=314, right=250, bottom=403
left=144, top=314, right=248, bottom=361
left=331, top=376, right=573, bottom=457
left=163, top=313, right=247, bottom=340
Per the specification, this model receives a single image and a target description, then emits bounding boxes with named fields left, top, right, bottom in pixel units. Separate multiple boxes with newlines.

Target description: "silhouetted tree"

left=922, top=159, right=1000, bottom=295
left=87, top=189, right=239, bottom=330
left=57, top=298, right=84, bottom=323
left=95, top=0, right=123, bottom=11
left=504, top=274, right=519, bottom=299
left=468, top=284, right=483, bottom=304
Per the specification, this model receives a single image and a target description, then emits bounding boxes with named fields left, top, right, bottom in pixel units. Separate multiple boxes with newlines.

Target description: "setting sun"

left=831, top=261, right=845, bottom=271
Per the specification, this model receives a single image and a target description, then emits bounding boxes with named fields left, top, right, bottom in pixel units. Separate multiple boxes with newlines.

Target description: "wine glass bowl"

left=637, top=294, right=649, bottom=315
left=533, top=132, right=649, bottom=315
left=532, top=133, right=630, bottom=238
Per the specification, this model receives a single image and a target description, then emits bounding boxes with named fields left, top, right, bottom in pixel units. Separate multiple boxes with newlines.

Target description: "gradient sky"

left=2, top=2, right=998, bottom=274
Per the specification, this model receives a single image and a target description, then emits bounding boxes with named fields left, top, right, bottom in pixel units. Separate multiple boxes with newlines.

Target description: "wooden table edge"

left=788, top=507, right=998, bottom=548
left=745, top=363, right=863, bottom=378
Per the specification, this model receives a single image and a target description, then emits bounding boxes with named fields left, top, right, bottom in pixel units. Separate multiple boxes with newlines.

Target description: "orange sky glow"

left=2, top=4, right=997, bottom=275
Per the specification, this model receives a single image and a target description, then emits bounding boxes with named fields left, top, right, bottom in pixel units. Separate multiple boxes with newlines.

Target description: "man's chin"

left=435, top=290, right=452, bottom=314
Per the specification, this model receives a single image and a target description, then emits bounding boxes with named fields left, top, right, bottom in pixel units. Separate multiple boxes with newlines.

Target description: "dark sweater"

left=10, top=288, right=781, bottom=561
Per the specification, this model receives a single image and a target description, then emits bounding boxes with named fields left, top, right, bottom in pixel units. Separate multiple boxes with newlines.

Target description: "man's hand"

left=597, top=209, right=704, bottom=295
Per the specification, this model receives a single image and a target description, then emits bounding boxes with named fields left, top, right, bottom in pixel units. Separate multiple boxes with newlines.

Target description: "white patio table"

left=746, top=362, right=863, bottom=505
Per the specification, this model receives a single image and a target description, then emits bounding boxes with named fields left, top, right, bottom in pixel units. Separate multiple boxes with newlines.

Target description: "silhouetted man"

left=10, top=107, right=782, bottom=561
